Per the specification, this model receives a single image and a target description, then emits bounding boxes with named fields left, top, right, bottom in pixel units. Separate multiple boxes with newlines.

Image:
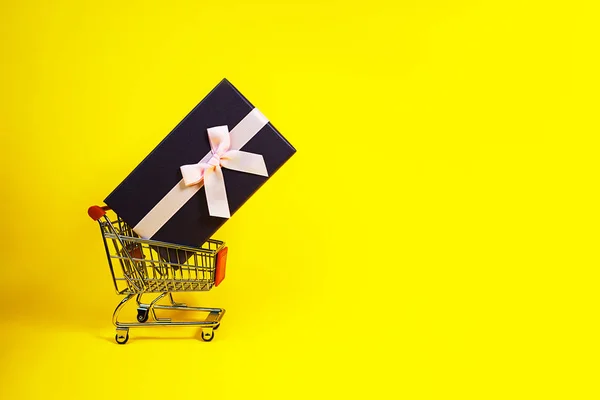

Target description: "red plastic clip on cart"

left=88, top=205, right=227, bottom=344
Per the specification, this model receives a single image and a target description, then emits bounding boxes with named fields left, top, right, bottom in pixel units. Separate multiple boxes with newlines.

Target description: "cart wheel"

left=201, top=330, right=214, bottom=342
left=213, top=323, right=220, bottom=331
left=115, top=332, right=129, bottom=345
left=137, top=308, right=149, bottom=323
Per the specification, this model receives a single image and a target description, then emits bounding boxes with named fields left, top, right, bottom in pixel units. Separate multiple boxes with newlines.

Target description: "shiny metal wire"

left=98, top=214, right=224, bottom=294
left=95, top=210, right=226, bottom=343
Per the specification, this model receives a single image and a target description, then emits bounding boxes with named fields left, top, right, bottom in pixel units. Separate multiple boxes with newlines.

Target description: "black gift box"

left=105, top=79, right=296, bottom=260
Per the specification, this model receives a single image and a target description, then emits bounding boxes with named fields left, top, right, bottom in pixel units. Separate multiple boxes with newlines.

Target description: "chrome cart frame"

left=89, top=206, right=227, bottom=344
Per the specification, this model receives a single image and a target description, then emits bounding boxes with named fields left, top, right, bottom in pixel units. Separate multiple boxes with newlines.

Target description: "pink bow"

left=180, top=125, right=268, bottom=218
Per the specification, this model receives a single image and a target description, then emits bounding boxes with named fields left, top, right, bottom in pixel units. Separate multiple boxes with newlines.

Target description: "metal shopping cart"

left=88, top=205, right=227, bottom=344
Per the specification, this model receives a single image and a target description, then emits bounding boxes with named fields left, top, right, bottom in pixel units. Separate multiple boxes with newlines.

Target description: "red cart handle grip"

left=88, top=205, right=111, bottom=221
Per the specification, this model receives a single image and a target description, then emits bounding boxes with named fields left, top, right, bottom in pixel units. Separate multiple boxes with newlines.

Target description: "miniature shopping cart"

left=88, top=205, right=227, bottom=344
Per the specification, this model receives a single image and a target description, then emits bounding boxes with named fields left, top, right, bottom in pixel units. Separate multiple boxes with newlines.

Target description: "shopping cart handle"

left=88, top=205, right=111, bottom=221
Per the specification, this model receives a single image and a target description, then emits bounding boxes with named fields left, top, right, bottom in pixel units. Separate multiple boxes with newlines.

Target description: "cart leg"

left=112, top=294, right=134, bottom=328
left=149, top=292, right=171, bottom=322
left=113, top=294, right=134, bottom=344
left=168, top=292, right=186, bottom=307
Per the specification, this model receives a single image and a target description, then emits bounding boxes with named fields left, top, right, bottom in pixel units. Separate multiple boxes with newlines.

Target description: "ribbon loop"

left=220, top=150, right=268, bottom=176
left=206, top=125, right=230, bottom=154
left=179, top=124, right=269, bottom=218
left=180, top=163, right=205, bottom=186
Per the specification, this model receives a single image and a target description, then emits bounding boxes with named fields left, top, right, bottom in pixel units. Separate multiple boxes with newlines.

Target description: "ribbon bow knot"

left=206, top=153, right=221, bottom=167
left=180, top=125, right=268, bottom=218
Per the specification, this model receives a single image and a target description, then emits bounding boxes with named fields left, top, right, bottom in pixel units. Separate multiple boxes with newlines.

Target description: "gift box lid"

left=104, top=79, right=296, bottom=249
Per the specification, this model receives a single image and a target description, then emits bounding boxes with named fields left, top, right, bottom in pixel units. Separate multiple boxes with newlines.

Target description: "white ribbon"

left=180, top=125, right=268, bottom=218
left=133, top=108, right=269, bottom=239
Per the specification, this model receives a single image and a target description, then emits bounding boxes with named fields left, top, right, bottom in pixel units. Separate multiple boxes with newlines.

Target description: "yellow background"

left=0, top=0, right=598, bottom=398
